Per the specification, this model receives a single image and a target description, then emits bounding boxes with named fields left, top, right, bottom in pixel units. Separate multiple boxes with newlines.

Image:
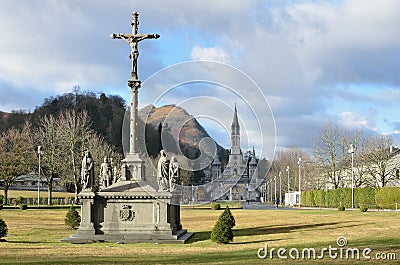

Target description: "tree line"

left=0, top=90, right=223, bottom=204
left=268, top=122, right=400, bottom=193
left=0, top=109, right=121, bottom=204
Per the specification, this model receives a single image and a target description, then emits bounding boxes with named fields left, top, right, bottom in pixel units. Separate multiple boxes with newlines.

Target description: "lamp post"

left=191, top=184, right=194, bottom=207
left=348, top=144, right=355, bottom=208
left=274, top=175, right=277, bottom=203
left=279, top=172, right=282, bottom=205
left=270, top=180, right=273, bottom=203
left=286, top=166, right=290, bottom=193
left=263, top=182, right=267, bottom=203
left=298, top=157, right=302, bottom=207
left=37, top=146, right=43, bottom=207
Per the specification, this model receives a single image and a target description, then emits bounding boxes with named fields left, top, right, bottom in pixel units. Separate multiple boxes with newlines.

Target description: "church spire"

left=231, top=104, right=240, bottom=135
left=230, top=104, right=241, bottom=155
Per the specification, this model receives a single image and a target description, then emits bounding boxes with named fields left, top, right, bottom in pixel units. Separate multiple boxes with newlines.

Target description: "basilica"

left=198, top=106, right=262, bottom=202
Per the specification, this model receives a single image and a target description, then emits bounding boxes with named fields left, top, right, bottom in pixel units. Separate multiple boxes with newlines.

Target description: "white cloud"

left=190, top=46, right=230, bottom=63
left=338, top=108, right=377, bottom=131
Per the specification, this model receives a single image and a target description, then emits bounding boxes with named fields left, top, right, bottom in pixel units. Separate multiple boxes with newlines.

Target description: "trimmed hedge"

left=375, top=187, right=400, bottom=209
left=301, top=187, right=400, bottom=209
left=211, top=203, right=221, bottom=210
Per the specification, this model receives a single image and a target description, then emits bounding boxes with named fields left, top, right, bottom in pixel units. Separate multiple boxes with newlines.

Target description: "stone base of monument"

left=61, top=181, right=193, bottom=244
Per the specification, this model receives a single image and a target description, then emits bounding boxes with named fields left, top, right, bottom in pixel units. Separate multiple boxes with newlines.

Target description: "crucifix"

left=110, top=12, right=159, bottom=181
left=110, top=11, right=159, bottom=80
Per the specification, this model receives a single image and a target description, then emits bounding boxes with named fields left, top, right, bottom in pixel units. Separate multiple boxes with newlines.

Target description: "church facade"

left=199, top=106, right=262, bottom=202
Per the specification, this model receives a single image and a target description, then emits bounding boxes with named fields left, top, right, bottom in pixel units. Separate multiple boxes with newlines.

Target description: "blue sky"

left=1, top=0, right=400, bottom=156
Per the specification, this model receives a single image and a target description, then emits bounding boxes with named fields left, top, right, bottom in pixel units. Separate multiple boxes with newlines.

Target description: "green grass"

left=0, top=208, right=398, bottom=264
left=4, top=190, right=74, bottom=199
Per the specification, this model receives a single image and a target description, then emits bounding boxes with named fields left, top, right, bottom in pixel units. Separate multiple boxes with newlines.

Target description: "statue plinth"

left=121, top=153, right=144, bottom=181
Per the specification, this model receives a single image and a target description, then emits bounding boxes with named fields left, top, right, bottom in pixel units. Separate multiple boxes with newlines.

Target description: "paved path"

left=242, top=203, right=300, bottom=210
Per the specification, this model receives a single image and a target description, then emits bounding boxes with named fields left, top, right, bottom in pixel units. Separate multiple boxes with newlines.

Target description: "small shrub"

left=18, top=196, right=24, bottom=205
left=0, top=217, right=7, bottom=240
left=220, top=206, right=235, bottom=228
left=211, top=203, right=221, bottom=210
left=360, top=205, right=368, bottom=212
left=65, top=205, right=81, bottom=229
left=338, top=205, right=345, bottom=211
left=0, top=195, right=3, bottom=205
left=210, top=207, right=235, bottom=244
left=0, top=204, right=3, bottom=210
left=211, top=218, right=233, bottom=244
left=19, top=204, right=28, bottom=210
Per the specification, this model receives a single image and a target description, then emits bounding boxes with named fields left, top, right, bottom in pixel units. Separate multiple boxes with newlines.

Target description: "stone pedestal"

left=61, top=181, right=192, bottom=244
left=121, top=153, right=145, bottom=181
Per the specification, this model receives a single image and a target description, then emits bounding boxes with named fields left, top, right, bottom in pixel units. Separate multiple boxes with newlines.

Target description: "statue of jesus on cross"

left=110, top=12, right=159, bottom=80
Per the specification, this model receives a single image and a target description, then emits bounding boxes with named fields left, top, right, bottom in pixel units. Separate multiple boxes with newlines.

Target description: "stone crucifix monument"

left=62, top=11, right=192, bottom=244
left=110, top=11, right=159, bottom=182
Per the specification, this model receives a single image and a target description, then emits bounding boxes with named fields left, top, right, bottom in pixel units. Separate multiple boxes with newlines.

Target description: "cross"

left=110, top=11, right=159, bottom=80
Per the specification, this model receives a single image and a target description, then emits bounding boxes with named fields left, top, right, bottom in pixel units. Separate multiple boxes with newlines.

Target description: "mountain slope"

left=139, top=104, right=226, bottom=160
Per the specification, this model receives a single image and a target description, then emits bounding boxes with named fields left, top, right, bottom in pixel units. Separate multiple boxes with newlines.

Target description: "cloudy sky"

left=1, top=0, right=400, bottom=157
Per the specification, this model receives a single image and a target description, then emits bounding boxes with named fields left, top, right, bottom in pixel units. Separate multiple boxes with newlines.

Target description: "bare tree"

left=0, top=122, right=35, bottom=204
left=364, top=134, right=398, bottom=187
left=58, top=110, right=92, bottom=202
left=344, top=129, right=375, bottom=187
left=268, top=146, right=312, bottom=192
left=313, top=123, right=347, bottom=189
left=36, top=114, right=64, bottom=204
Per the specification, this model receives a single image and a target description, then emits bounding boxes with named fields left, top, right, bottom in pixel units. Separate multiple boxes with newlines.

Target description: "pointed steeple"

left=250, top=146, right=257, bottom=165
left=230, top=104, right=241, bottom=155
left=231, top=104, right=240, bottom=135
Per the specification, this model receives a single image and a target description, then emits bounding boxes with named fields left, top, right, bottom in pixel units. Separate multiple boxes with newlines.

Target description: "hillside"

left=139, top=104, right=227, bottom=160
left=0, top=92, right=228, bottom=165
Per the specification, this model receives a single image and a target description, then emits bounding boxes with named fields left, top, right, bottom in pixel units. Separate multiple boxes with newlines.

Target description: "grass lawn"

left=4, top=190, right=74, bottom=199
left=0, top=207, right=399, bottom=264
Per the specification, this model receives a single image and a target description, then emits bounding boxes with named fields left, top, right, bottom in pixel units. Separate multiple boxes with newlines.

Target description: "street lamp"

left=286, top=166, right=290, bottom=193
left=298, top=157, right=302, bottom=207
left=279, top=172, right=282, bottom=205
left=274, top=175, right=277, bottom=203
left=37, top=146, right=43, bottom=207
left=270, top=180, right=273, bottom=203
left=348, top=143, right=355, bottom=208
left=263, top=182, right=267, bottom=203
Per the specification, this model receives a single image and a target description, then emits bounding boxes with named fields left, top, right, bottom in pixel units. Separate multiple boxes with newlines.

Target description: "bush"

left=211, top=203, right=221, bottom=210
left=211, top=215, right=233, bottom=244
left=19, top=204, right=28, bottom=210
left=0, top=195, right=3, bottom=205
left=18, top=196, right=24, bottom=205
left=360, top=205, right=368, bottom=212
left=375, top=187, right=400, bottom=209
left=220, top=206, right=235, bottom=228
left=355, top=187, right=376, bottom=208
left=65, top=205, right=81, bottom=229
left=0, top=217, right=7, bottom=239
left=338, top=205, right=345, bottom=211
left=0, top=204, right=2, bottom=210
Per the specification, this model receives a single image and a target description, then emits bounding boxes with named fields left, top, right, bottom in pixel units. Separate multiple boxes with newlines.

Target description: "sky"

left=1, top=0, right=400, bottom=158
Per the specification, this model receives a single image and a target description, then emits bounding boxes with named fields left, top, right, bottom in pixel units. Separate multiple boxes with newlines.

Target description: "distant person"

left=275, top=197, right=280, bottom=209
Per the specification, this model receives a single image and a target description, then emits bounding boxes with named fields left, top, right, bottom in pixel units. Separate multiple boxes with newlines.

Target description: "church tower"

left=231, top=105, right=241, bottom=155
left=228, top=105, right=243, bottom=166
